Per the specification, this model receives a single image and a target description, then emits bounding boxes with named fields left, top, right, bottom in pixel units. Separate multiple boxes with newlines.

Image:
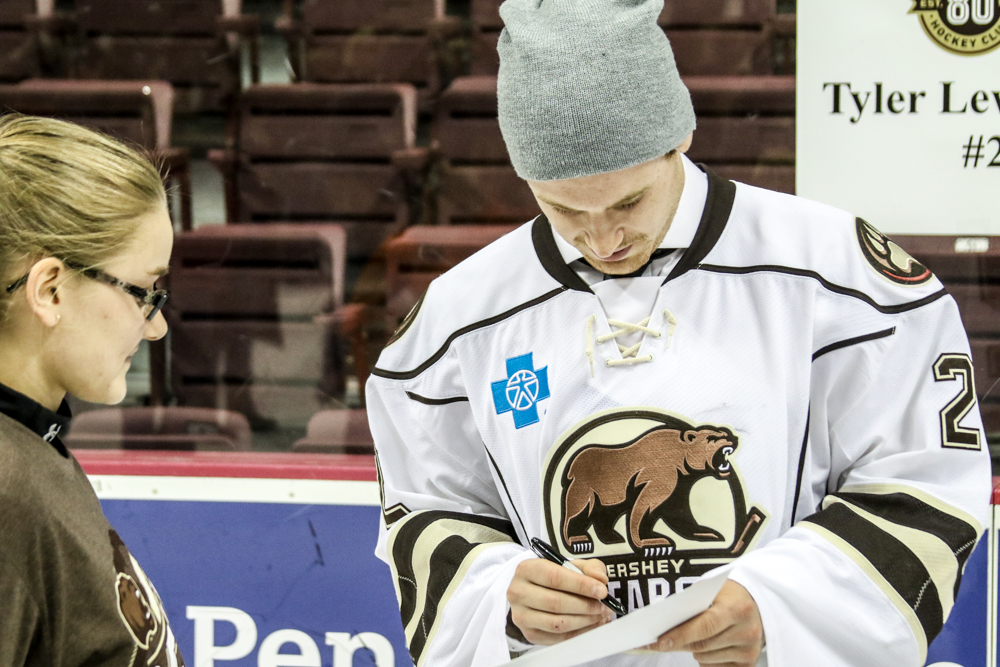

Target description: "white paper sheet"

left=506, top=567, right=731, bottom=667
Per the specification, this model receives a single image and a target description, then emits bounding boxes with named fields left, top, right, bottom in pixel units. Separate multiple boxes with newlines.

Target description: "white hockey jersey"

left=367, top=168, right=992, bottom=667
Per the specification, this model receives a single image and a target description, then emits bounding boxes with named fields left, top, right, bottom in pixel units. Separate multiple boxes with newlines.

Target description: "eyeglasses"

left=5, top=261, right=169, bottom=322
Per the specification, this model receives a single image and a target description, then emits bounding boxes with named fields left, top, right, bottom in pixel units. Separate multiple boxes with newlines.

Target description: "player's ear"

left=24, top=258, right=68, bottom=328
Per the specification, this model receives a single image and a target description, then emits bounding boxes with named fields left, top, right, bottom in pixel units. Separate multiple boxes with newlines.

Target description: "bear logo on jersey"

left=110, top=530, right=185, bottom=666
left=856, top=218, right=933, bottom=286
left=542, top=409, right=766, bottom=612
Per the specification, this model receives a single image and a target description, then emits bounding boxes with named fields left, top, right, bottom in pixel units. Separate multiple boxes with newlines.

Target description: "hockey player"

left=367, top=0, right=992, bottom=665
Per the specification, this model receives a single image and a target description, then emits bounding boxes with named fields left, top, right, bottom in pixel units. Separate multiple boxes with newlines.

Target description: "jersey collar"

left=532, top=164, right=736, bottom=292
left=0, top=381, right=72, bottom=457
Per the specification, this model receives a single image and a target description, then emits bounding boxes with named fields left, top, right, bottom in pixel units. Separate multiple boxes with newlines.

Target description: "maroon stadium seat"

left=431, top=76, right=539, bottom=225
left=292, top=409, right=373, bottom=454
left=209, top=83, right=421, bottom=263
left=662, top=0, right=775, bottom=76
left=384, top=224, right=518, bottom=321
left=277, top=0, right=457, bottom=107
left=469, top=0, right=502, bottom=76
left=682, top=75, right=796, bottom=194
left=431, top=73, right=796, bottom=213
left=767, top=13, right=796, bottom=76
left=684, top=74, right=796, bottom=115
left=0, top=0, right=43, bottom=82
left=662, top=2, right=796, bottom=193
left=668, top=31, right=773, bottom=77
left=894, top=234, right=1000, bottom=435
left=67, top=0, right=259, bottom=114
left=659, top=0, right=774, bottom=26
left=65, top=406, right=252, bottom=451
left=0, top=79, right=193, bottom=231
left=471, top=0, right=788, bottom=77
left=166, top=224, right=369, bottom=427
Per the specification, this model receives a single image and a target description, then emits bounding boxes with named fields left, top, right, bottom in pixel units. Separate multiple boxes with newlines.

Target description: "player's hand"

left=507, top=557, right=616, bottom=645
left=648, top=580, right=764, bottom=666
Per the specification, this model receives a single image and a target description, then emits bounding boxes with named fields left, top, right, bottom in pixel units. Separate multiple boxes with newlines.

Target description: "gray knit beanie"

left=497, top=0, right=696, bottom=182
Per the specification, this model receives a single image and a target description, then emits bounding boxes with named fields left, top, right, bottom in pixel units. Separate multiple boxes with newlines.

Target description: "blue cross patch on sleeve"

left=491, top=353, right=550, bottom=429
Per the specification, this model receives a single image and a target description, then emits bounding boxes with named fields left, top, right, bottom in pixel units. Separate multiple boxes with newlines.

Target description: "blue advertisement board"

left=96, top=477, right=411, bottom=667
left=926, top=535, right=990, bottom=667
left=94, top=474, right=997, bottom=667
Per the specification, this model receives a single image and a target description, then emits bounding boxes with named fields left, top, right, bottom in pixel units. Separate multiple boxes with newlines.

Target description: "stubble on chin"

left=574, top=233, right=659, bottom=276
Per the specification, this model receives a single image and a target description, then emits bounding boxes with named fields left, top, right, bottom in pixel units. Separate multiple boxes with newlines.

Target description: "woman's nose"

left=143, top=310, right=168, bottom=341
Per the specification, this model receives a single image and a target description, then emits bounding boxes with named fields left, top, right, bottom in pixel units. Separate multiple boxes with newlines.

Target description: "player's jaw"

left=574, top=230, right=659, bottom=276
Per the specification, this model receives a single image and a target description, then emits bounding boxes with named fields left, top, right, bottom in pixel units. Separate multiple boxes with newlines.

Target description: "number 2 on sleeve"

left=933, top=354, right=982, bottom=450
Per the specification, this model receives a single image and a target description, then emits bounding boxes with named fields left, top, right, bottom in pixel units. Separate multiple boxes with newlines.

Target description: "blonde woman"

left=0, top=115, right=184, bottom=666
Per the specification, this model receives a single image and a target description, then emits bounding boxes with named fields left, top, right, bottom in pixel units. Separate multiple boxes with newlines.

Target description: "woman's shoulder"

left=0, top=417, right=54, bottom=523
left=0, top=414, right=97, bottom=526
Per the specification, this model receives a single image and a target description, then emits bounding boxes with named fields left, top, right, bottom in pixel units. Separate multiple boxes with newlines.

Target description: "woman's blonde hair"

left=0, top=113, right=166, bottom=324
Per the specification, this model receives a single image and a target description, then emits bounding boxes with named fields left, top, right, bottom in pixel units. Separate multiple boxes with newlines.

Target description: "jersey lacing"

left=586, top=310, right=678, bottom=376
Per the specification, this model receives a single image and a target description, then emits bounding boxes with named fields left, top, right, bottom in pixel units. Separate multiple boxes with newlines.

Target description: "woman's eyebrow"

left=149, top=266, right=170, bottom=278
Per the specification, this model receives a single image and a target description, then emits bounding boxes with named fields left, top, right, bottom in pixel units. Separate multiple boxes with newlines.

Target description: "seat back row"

left=210, top=73, right=795, bottom=250
left=3, top=0, right=794, bottom=114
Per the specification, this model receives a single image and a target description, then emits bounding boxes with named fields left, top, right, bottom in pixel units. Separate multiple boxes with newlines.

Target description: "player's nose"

left=588, top=227, right=626, bottom=259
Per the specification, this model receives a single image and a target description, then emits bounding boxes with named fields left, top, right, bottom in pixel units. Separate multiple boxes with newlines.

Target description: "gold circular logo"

left=910, top=0, right=1000, bottom=55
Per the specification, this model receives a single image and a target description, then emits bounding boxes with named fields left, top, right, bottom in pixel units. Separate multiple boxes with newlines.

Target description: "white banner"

left=797, top=1, right=1000, bottom=235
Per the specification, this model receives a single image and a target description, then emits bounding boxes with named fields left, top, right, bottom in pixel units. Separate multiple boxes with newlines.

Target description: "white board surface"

left=797, top=1, right=1000, bottom=235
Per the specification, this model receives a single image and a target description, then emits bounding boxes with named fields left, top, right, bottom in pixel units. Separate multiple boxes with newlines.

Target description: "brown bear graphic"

left=116, top=572, right=156, bottom=649
left=110, top=530, right=185, bottom=667
left=562, top=426, right=736, bottom=554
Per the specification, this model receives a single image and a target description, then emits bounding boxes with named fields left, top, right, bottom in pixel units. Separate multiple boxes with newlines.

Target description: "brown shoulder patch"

left=856, top=218, right=932, bottom=286
left=387, top=292, right=425, bottom=347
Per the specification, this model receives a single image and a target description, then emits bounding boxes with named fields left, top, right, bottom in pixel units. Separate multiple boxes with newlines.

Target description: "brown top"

left=0, top=410, right=185, bottom=667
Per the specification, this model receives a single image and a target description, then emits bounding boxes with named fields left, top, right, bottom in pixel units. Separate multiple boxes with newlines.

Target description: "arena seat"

left=471, top=0, right=787, bottom=77
left=276, top=0, right=457, bottom=108
left=665, top=3, right=796, bottom=193
left=683, top=75, right=796, bottom=194
left=431, top=76, right=539, bottom=225
left=384, top=223, right=518, bottom=321
left=767, top=12, right=796, bottom=76
left=165, top=224, right=368, bottom=427
left=469, top=0, right=503, bottom=76
left=209, top=83, right=421, bottom=264
left=661, top=0, right=776, bottom=76
left=685, top=74, right=795, bottom=115
left=659, top=0, right=774, bottom=26
left=65, top=406, right=252, bottom=451
left=0, top=0, right=45, bottom=83
left=66, top=0, right=259, bottom=114
left=894, top=234, right=1000, bottom=437
left=291, top=409, right=373, bottom=454
left=0, top=79, right=193, bottom=231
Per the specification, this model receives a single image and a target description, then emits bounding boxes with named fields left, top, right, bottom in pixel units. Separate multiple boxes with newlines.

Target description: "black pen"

left=529, top=537, right=627, bottom=616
